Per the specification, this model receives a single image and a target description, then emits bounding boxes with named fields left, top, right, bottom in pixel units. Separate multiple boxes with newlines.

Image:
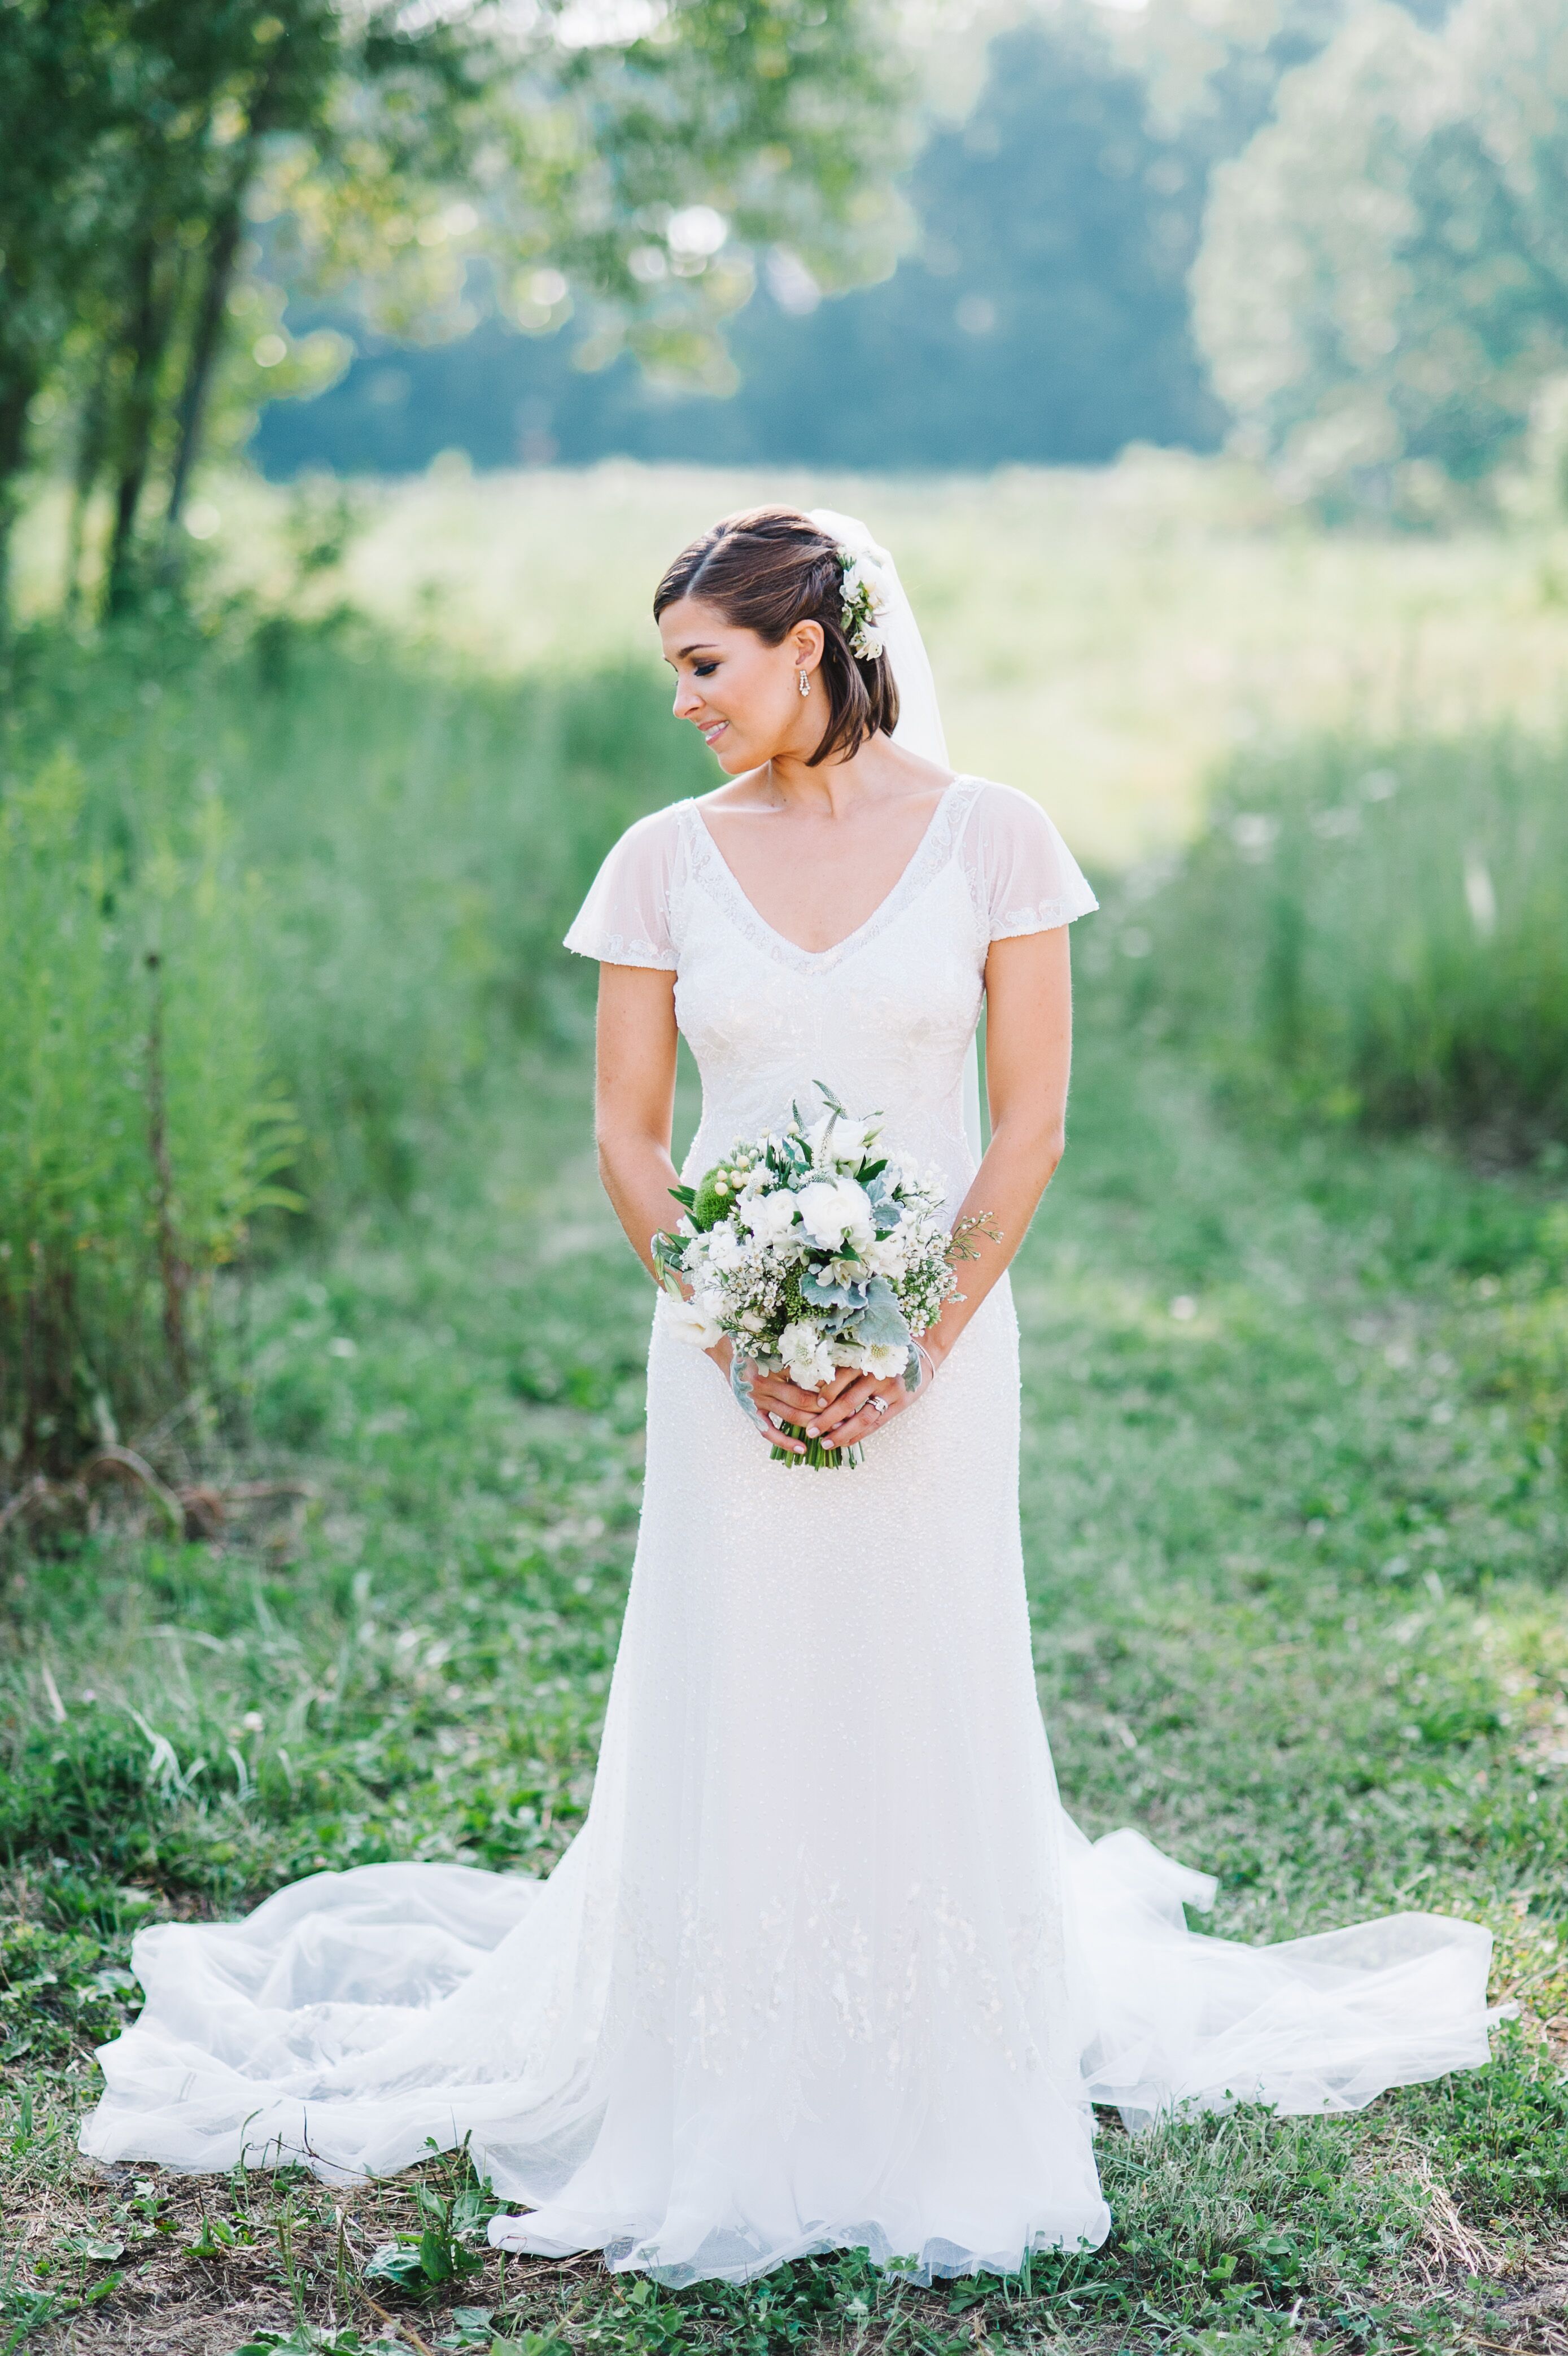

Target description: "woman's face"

left=658, top=596, right=821, bottom=773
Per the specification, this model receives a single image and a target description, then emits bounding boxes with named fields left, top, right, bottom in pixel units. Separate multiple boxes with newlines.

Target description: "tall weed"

left=1103, top=728, right=1568, bottom=1157
left=0, top=746, right=290, bottom=1476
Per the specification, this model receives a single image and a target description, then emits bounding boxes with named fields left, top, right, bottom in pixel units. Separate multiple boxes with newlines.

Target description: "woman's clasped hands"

left=709, top=1336, right=935, bottom=1455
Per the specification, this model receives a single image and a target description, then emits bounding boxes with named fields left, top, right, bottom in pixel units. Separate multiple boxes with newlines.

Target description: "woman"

left=81, top=507, right=1493, bottom=2287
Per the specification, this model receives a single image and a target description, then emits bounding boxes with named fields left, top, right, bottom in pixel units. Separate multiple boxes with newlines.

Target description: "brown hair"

left=653, top=506, right=899, bottom=767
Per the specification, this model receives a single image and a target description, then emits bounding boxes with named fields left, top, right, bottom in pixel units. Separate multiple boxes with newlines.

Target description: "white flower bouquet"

left=652, top=1084, right=967, bottom=1469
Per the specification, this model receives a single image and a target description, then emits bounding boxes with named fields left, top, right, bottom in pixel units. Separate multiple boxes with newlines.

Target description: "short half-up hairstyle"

left=653, top=506, right=899, bottom=768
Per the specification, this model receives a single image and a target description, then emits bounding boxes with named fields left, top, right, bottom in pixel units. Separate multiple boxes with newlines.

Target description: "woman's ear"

left=790, top=619, right=826, bottom=675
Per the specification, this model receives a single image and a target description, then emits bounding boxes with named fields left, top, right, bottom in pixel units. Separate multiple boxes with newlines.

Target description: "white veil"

left=806, top=508, right=984, bottom=1162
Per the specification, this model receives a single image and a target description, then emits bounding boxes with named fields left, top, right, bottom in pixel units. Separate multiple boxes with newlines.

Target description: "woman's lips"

left=700, top=719, right=728, bottom=746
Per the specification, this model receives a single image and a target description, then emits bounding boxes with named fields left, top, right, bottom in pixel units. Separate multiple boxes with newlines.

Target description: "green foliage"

left=1099, top=725, right=1568, bottom=1154
left=233, top=2332, right=413, bottom=2355
left=0, top=0, right=905, bottom=626
left=360, top=2179, right=497, bottom=2297
left=264, top=15, right=1225, bottom=476
left=1195, top=0, right=1568, bottom=510
left=0, top=1917, right=137, bottom=2067
left=0, top=720, right=291, bottom=1475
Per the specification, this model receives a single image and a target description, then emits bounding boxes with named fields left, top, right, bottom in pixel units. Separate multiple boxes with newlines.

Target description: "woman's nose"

left=672, top=677, right=701, bottom=719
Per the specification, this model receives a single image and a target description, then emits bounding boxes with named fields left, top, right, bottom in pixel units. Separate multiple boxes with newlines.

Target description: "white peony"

left=796, top=1177, right=874, bottom=1253
left=660, top=1292, right=724, bottom=1349
left=741, top=1187, right=800, bottom=1243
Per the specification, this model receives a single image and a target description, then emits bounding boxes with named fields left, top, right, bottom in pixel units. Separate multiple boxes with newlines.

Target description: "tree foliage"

left=1194, top=0, right=1568, bottom=510
left=0, top=0, right=903, bottom=625
left=261, top=11, right=1231, bottom=475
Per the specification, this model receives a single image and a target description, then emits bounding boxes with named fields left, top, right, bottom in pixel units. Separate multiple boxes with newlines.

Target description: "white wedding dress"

left=81, top=776, right=1495, bottom=2285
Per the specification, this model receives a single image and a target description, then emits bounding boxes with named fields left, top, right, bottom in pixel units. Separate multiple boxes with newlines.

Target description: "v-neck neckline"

left=687, top=779, right=968, bottom=969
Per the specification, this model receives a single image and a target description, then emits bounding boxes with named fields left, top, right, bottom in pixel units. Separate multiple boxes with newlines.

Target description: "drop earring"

left=797, top=667, right=811, bottom=698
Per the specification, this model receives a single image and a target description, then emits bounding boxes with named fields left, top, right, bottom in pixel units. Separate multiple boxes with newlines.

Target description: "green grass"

left=1101, top=727, right=1568, bottom=1156
left=3, top=994, right=1566, bottom=2352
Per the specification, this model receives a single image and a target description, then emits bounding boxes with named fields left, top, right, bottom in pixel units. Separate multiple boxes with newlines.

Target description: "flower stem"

left=771, top=1420, right=862, bottom=1470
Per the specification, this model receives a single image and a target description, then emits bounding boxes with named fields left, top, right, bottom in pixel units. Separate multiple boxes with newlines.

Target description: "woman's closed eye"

left=692, top=661, right=718, bottom=678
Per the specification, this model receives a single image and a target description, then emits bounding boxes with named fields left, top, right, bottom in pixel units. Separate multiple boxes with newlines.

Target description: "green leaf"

left=363, top=2239, right=431, bottom=2288
left=418, top=2226, right=455, bottom=2283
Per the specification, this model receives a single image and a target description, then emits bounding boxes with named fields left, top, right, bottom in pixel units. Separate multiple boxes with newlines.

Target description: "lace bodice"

left=565, top=779, right=1098, bottom=1203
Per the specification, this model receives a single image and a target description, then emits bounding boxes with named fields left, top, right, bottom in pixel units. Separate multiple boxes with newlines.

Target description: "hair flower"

left=838, top=549, right=888, bottom=662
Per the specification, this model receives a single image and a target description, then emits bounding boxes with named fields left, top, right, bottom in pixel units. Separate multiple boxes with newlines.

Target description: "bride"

left=81, top=505, right=1494, bottom=2286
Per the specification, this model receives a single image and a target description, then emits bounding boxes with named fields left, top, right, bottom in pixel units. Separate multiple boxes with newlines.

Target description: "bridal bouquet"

left=652, top=1085, right=965, bottom=1469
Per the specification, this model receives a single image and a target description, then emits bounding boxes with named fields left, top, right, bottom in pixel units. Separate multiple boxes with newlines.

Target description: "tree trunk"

left=64, top=350, right=111, bottom=617
left=163, top=188, right=248, bottom=554
left=161, top=78, right=276, bottom=570
left=105, top=235, right=179, bottom=617
left=0, top=355, right=40, bottom=649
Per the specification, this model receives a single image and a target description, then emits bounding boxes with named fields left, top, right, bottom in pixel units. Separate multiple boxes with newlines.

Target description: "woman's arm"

left=593, top=963, right=815, bottom=1452
left=801, top=923, right=1073, bottom=1448
left=593, top=964, right=682, bottom=1274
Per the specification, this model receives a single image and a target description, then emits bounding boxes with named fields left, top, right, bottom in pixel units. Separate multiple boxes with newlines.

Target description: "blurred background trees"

left=7, top=0, right=1568, bottom=597
left=1197, top=0, right=1568, bottom=515
left=0, top=0, right=905, bottom=632
left=239, top=0, right=1566, bottom=512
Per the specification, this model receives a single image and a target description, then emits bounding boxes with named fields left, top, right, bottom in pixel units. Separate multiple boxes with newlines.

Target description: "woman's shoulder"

left=949, top=777, right=1099, bottom=930
left=610, top=797, right=695, bottom=853
left=953, top=776, right=1069, bottom=843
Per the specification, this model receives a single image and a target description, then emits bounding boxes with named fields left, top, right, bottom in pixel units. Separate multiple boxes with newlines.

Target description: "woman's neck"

left=757, top=733, right=938, bottom=818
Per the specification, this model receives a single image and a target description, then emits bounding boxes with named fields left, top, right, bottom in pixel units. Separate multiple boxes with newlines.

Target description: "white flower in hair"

left=837, top=547, right=888, bottom=662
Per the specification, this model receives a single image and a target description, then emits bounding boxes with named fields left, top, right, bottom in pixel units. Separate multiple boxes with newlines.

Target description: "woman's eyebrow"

left=676, top=641, right=719, bottom=658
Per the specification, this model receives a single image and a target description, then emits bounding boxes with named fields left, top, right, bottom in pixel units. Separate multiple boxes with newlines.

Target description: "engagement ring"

left=869, top=1395, right=889, bottom=1415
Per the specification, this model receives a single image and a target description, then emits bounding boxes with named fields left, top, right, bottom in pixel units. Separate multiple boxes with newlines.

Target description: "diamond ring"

left=868, top=1395, right=889, bottom=1416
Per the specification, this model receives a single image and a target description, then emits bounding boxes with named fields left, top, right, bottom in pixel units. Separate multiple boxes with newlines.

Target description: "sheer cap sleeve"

left=563, top=803, right=685, bottom=970
left=961, top=781, right=1098, bottom=942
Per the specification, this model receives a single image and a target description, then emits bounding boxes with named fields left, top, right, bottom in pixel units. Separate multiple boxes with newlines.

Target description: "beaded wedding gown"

left=81, top=775, right=1494, bottom=2284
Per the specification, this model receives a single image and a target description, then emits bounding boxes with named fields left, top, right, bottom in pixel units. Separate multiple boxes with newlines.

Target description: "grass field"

left=4, top=996, right=1568, bottom=2353
left=16, top=454, right=1568, bottom=863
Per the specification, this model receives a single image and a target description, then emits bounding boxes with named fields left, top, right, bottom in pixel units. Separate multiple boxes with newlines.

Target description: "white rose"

left=742, top=1187, right=799, bottom=1243
left=705, top=1221, right=746, bottom=1273
left=659, top=1292, right=723, bottom=1349
left=778, top=1321, right=834, bottom=1388
left=808, top=1111, right=877, bottom=1167
left=796, top=1178, right=874, bottom=1253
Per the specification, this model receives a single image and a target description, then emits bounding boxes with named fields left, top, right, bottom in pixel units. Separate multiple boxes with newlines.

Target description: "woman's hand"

left=721, top=1347, right=942, bottom=1455
left=707, top=1343, right=875, bottom=1457
left=792, top=1358, right=936, bottom=1451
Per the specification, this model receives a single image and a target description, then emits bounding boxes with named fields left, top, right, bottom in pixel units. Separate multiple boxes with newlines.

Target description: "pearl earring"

left=797, top=668, right=811, bottom=698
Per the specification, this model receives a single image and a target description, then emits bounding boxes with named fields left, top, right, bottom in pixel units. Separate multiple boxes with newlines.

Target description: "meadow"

left=16, top=453, right=1568, bottom=862
left=2, top=464, right=1567, bottom=2355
